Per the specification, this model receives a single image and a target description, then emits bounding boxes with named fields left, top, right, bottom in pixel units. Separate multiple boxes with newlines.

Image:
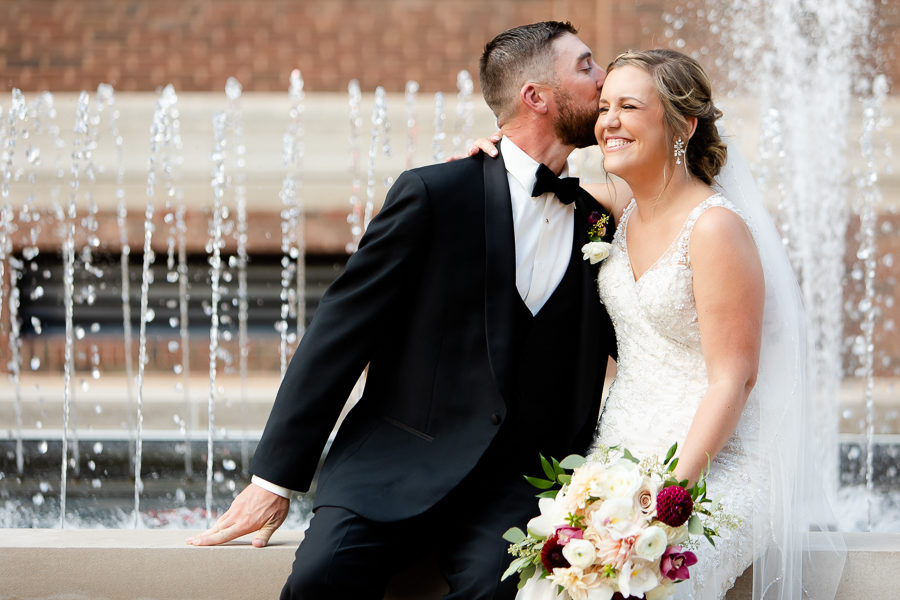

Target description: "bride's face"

left=595, top=66, right=669, bottom=182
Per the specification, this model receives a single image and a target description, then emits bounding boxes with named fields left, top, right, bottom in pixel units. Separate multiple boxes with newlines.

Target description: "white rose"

left=659, top=522, right=689, bottom=545
left=633, top=525, right=668, bottom=561
left=581, top=241, right=611, bottom=264
left=561, top=538, right=596, bottom=569
left=527, top=497, right=567, bottom=539
left=599, top=460, right=643, bottom=499
left=589, top=497, right=640, bottom=539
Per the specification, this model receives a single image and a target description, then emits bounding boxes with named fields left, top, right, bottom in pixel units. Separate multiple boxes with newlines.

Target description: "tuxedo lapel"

left=570, top=192, right=617, bottom=411
left=483, top=151, right=517, bottom=402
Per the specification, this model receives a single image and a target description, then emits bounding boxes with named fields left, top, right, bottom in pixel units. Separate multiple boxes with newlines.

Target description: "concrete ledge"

left=0, top=529, right=304, bottom=600
left=0, top=529, right=895, bottom=599
left=0, top=528, right=448, bottom=600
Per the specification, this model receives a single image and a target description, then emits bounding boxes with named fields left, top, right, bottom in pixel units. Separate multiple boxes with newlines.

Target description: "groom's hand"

left=185, top=483, right=289, bottom=548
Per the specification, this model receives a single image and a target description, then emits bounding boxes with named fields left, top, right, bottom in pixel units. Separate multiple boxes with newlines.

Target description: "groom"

left=188, top=21, right=616, bottom=599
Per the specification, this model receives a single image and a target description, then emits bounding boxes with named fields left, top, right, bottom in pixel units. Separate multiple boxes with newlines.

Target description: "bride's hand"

left=445, top=133, right=501, bottom=161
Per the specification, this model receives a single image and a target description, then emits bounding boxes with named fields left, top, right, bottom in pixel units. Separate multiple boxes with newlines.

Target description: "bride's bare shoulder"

left=583, top=179, right=632, bottom=221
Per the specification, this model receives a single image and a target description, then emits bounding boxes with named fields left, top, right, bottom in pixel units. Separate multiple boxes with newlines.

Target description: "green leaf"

left=704, top=529, right=717, bottom=547
left=557, top=474, right=571, bottom=485
left=502, top=527, right=526, bottom=544
left=622, top=448, right=640, bottom=464
left=667, top=457, right=679, bottom=473
left=517, top=565, right=536, bottom=589
left=664, top=443, right=678, bottom=465
left=559, top=454, right=586, bottom=470
left=536, top=489, right=559, bottom=499
left=691, top=477, right=706, bottom=501
left=540, top=454, right=556, bottom=480
left=524, top=475, right=556, bottom=489
left=501, top=556, right=529, bottom=581
left=688, top=514, right=703, bottom=535
left=551, top=457, right=565, bottom=476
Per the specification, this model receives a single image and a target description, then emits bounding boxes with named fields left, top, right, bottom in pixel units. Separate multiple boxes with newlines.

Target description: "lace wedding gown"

left=593, top=195, right=761, bottom=599
left=518, top=195, right=762, bottom=600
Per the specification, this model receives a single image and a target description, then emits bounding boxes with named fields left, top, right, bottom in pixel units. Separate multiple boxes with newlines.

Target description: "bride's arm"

left=675, top=207, right=764, bottom=486
left=456, top=136, right=631, bottom=216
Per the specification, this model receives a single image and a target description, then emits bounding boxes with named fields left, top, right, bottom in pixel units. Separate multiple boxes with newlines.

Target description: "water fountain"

left=663, top=0, right=897, bottom=532
left=0, top=1, right=895, bottom=543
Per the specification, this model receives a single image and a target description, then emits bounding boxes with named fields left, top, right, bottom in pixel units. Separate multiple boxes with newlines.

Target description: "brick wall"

left=4, top=0, right=894, bottom=95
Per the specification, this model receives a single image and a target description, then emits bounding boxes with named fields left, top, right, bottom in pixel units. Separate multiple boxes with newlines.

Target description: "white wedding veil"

left=712, top=134, right=846, bottom=599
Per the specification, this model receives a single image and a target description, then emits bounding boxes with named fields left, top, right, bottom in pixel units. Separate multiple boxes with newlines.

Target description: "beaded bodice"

left=594, top=196, right=728, bottom=457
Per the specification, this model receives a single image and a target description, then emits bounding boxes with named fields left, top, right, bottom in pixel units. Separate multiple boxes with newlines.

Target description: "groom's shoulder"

left=406, top=153, right=489, bottom=186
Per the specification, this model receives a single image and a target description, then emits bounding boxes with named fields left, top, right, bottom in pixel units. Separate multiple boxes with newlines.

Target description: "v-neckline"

left=622, top=195, right=720, bottom=284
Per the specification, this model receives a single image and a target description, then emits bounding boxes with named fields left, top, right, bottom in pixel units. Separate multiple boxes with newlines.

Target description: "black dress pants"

left=280, top=463, right=539, bottom=600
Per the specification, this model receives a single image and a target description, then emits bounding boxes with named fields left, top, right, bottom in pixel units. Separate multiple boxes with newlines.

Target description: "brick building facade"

left=2, top=0, right=897, bottom=95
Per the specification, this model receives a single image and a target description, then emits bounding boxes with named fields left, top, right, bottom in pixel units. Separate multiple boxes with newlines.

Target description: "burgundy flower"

left=588, top=211, right=602, bottom=225
left=660, top=546, right=698, bottom=581
left=656, top=485, right=693, bottom=527
left=540, top=533, right=570, bottom=572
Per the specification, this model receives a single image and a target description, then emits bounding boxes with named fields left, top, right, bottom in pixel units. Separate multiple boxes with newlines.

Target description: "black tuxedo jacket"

left=250, top=151, right=616, bottom=521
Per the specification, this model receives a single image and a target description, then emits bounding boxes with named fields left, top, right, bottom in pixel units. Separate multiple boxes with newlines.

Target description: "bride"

left=473, top=49, right=844, bottom=599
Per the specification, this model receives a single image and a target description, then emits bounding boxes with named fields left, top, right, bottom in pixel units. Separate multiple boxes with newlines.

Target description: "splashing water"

left=207, top=111, right=228, bottom=527
left=666, top=0, right=892, bottom=529
left=346, top=79, right=364, bottom=254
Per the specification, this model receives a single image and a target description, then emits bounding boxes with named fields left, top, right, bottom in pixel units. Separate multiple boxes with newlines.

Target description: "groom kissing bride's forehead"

left=186, top=20, right=618, bottom=600
left=481, top=21, right=604, bottom=150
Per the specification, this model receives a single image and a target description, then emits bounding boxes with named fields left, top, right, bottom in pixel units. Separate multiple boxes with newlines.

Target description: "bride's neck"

left=629, top=167, right=701, bottom=221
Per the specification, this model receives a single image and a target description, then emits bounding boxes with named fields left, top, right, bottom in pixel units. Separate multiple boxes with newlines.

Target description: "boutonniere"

left=581, top=211, right=612, bottom=264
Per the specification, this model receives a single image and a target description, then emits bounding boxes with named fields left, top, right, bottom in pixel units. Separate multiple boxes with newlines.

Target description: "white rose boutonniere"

left=582, top=210, right=611, bottom=264
left=582, top=241, right=611, bottom=264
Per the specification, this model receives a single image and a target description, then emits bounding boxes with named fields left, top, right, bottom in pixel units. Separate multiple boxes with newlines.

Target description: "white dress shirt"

left=253, top=139, right=575, bottom=498
left=501, top=136, right=575, bottom=315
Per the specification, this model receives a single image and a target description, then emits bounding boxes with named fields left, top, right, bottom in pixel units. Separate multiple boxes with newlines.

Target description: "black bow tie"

left=531, top=163, right=580, bottom=205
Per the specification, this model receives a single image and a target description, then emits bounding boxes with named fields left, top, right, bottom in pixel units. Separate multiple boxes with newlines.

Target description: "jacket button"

left=490, top=413, right=502, bottom=426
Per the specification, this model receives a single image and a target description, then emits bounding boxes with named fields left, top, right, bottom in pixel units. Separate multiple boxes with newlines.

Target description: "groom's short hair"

left=480, top=21, right=578, bottom=125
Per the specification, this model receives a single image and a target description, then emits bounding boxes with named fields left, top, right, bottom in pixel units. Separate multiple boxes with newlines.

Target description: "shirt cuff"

left=251, top=475, right=292, bottom=498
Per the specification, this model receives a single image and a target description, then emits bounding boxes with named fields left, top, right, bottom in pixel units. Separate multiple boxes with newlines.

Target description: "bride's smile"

left=595, top=65, right=669, bottom=185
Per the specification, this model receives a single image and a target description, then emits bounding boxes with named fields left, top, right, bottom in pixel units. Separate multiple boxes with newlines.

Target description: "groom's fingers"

left=187, top=522, right=246, bottom=546
left=186, top=484, right=290, bottom=547
left=252, top=519, right=280, bottom=548
left=185, top=508, right=245, bottom=545
left=252, top=497, right=290, bottom=548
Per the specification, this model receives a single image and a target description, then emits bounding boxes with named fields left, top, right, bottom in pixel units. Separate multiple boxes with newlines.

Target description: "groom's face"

left=548, top=33, right=605, bottom=148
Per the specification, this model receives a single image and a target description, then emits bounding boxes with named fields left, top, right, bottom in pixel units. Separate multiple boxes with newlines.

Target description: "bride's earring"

left=674, top=137, right=686, bottom=165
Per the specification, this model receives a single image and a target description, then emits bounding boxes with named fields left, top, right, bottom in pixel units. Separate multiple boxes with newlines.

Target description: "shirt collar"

left=500, top=137, right=570, bottom=197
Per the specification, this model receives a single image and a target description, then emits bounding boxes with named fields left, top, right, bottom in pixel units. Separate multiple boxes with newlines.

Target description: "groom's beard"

left=552, top=88, right=600, bottom=149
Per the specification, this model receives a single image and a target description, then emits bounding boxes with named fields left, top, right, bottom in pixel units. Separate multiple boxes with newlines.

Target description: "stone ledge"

left=1, top=530, right=896, bottom=599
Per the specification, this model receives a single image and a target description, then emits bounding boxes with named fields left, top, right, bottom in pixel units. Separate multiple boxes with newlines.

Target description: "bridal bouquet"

left=502, top=444, right=730, bottom=600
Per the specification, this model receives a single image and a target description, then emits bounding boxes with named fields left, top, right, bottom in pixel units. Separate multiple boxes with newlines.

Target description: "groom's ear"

left=520, top=82, right=550, bottom=115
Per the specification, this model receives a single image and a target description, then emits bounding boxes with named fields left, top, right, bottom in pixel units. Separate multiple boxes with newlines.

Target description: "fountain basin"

left=1, top=529, right=896, bottom=599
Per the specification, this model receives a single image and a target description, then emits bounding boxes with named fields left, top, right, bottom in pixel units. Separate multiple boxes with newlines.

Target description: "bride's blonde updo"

left=607, top=49, right=726, bottom=185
